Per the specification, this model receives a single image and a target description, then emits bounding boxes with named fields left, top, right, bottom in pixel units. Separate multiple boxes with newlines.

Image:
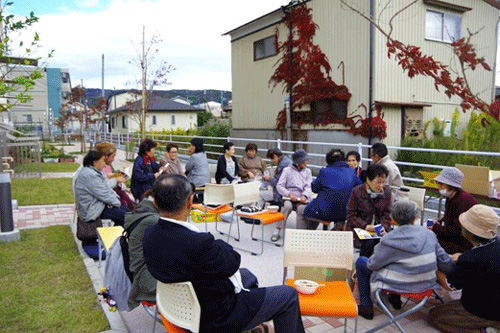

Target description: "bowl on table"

left=267, top=205, right=279, bottom=213
left=294, top=279, right=320, bottom=294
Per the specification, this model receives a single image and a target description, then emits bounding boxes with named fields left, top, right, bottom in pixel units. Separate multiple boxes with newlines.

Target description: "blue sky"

left=6, top=0, right=286, bottom=90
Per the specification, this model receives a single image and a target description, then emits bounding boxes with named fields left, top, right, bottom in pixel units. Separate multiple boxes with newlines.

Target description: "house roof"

left=223, top=0, right=500, bottom=37
left=107, top=95, right=203, bottom=115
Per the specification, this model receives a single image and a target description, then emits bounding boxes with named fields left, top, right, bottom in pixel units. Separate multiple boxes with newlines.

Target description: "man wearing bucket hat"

left=430, top=167, right=477, bottom=254
left=275, top=150, right=313, bottom=239
left=428, top=204, right=500, bottom=332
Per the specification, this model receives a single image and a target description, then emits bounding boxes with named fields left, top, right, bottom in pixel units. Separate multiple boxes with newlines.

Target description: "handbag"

left=76, top=216, right=102, bottom=242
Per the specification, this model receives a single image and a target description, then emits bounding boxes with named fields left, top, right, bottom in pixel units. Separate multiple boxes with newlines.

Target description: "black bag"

left=76, top=217, right=102, bottom=242
left=119, top=215, right=148, bottom=283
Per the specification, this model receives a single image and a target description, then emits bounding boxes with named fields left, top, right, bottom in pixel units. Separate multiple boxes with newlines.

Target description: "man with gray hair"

left=143, top=174, right=305, bottom=333
left=355, top=200, right=454, bottom=319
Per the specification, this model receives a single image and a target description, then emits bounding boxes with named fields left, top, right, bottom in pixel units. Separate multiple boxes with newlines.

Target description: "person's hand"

left=262, top=175, right=271, bottom=181
left=451, top=253, right=461, bottom=262
left=289, top=193, right=298, bottom=201
left=299, top=195, right=308, bottom=204
left=247, top=172, right=255, bottom=179
left=379, top=227, right=387, bottom=236
left=365, top=225, right=375, bottom=232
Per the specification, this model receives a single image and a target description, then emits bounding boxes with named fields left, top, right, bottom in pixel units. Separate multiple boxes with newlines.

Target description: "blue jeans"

left=356, top=256, right=373, bottom=307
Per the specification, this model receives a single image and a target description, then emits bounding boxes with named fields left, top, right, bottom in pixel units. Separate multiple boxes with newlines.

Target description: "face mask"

left=439, top=189, right=451, bottom=197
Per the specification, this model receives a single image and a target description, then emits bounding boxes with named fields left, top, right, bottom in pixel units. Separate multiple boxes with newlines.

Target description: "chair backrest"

left=156, top=281, right=201, bottom=333
left=405, top=186, right=426, bottom=212
left=203, top=183, right=234, bottom=206
left=284, top=229, right=353, bottom=271
left=232, top=181, right=261, bottom=207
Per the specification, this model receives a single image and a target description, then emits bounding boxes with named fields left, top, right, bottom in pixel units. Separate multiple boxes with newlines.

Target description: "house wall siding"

left=110, top=112, right=197, bottom=133
left=228, top=0, right=498, bottom=144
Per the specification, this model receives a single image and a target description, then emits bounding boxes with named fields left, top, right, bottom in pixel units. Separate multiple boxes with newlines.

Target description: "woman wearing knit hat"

left=429, top=167, right=477, bottom=254
left=428, top=204, right=500, bottom=332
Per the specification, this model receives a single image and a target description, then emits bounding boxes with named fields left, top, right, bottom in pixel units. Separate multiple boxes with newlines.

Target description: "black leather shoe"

left=358, top=305, right=374, bottom=320
left=388, top=294, right=402, bottom=310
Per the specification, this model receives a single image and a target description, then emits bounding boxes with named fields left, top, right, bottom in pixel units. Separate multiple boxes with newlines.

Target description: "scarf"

left=142, top=154, right=155, bottom=166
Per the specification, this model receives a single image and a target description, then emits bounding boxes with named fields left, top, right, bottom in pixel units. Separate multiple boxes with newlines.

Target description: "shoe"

left=270, top=229, right=281, bottom=242
left=388, top=293, right=402, bottom=310
left=358, top=305, right=373, bottom=320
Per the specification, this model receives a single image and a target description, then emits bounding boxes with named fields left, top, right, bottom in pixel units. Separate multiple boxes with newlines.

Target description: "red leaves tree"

left=269, top=2, right=353, bottom=132
left=340, top=0, right=498, bottom=125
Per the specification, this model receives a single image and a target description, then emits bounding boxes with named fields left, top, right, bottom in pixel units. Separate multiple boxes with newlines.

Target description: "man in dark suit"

left=143, top=174, right=304, bottom=333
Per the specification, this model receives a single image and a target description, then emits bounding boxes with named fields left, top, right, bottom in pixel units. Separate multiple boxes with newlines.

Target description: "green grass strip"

left=14, top=162, right=80, bottom=173
left=0, top=226, right=109, bottom=332
left=11, top=178, right=74, bottom=206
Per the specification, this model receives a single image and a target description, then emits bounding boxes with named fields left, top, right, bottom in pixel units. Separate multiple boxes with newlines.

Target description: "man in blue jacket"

left=143, top=174, right=304, bottom=333
left=303, top=149, right=362, bottom=230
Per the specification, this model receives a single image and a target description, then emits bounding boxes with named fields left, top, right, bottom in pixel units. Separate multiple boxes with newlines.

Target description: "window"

left=171, top=115, right=176, bottom=125
left=23, top=114, right=33, bottom=123
left=425, top=10, right=461, bottom=43
left=61, top=72, right=69, bottom=83
left=310, top=99, right=348, bottom=122
left=111, top=117, right=116, bottom=129
left=61, top=91, right=69, bottom=100
left=122, top=115, right=128, bottom=129
left=254, top=36, right=277, bottom=61
left=152, top=115, right=157, bottom=125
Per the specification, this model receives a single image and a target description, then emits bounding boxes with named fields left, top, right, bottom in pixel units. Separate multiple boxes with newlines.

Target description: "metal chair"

left=225, top=181, right=285, bottom=255
left=366, top=289, right=434, bottom=333
left=283, top=229, right=358, bottom=332
left=154, top=281, right=201, bottom=333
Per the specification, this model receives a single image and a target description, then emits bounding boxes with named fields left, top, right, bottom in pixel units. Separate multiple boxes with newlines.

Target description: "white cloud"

left=15, top=0, right=286, bottom=90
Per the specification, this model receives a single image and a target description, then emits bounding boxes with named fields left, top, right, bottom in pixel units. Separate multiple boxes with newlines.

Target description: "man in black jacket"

left=143, top=174, right=304, bottom=333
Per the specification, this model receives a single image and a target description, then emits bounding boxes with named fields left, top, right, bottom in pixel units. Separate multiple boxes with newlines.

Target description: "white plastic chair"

left=202, top=183, right=234, bottom=232
left=406, top=186, right=426, bottom=225
left=225, top=181, right=261, bottom=243
left=283, top=229, right=358, bottom=332
left=154, top=281, right=201, bottom=333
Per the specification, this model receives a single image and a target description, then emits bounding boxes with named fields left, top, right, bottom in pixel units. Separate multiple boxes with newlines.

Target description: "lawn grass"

left=14, top=162, right=79, bottom=173
left=11, top=178, right=74, bottom=206
left=0, top=226, right=109, bottom=332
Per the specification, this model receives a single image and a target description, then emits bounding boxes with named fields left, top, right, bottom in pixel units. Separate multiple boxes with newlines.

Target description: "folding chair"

left=283, top=229, right=358, bottom=332
left=366, top=289, right=434, bottom=333
left=154, top=281, right=201, bottom=333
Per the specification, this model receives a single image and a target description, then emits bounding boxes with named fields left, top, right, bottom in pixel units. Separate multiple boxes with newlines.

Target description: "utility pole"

left=101, top=54, right=106, bottom=139
left=140, top=25, right=147, bottom=141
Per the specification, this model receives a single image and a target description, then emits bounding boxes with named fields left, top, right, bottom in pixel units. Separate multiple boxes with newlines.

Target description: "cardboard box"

left=455, top=164, right=499, bottom=197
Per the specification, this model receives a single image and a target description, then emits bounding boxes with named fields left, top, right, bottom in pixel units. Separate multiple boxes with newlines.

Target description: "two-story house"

left=224, top=0, right=499, bottom=149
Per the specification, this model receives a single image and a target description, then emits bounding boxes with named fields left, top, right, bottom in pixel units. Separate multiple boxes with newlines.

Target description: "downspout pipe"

left=368, top=0, right=375, bottom=147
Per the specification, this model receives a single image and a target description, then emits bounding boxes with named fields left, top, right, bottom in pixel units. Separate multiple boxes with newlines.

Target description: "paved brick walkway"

left=14, top=204, right=74, bottom=229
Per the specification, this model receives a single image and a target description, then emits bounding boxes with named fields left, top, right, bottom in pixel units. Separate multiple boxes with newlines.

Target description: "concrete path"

left=8, top=142, right=444, bottom=333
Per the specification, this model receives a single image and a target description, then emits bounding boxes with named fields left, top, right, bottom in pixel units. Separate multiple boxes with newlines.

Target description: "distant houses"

left=106, top=92, right=203, bottom=133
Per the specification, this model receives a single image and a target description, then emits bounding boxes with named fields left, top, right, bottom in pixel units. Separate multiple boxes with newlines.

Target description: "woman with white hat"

left=430, top=167, right=477, bottom=254
left=428, top=204, right=500, bottom=332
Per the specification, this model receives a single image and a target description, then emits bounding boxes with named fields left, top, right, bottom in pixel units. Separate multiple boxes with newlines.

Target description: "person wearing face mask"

left=429, top=167, right=476, bottom=254
left=346, top=164, right=392, bottom=257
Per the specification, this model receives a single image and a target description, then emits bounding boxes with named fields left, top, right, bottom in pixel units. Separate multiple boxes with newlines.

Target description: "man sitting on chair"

left=355, top=200, right=454, bottom=319
left=143, top=174, right=305, bottom=333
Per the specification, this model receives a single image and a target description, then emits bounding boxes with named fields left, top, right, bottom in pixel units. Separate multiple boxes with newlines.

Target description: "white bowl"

left=267, top=205, right=279, bottom=212
left=294, top=280, right=319, bottom=294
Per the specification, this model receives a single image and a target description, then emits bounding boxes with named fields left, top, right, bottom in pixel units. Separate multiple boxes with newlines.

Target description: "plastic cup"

left=427, top=219, right=434, bottom=228
left=374, top=224, right=383, bottom=236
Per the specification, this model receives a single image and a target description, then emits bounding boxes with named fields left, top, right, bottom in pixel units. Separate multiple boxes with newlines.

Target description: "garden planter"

left=43, top=158, right=59, bottom=163
left=59, top=157, right=75, bottom=163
